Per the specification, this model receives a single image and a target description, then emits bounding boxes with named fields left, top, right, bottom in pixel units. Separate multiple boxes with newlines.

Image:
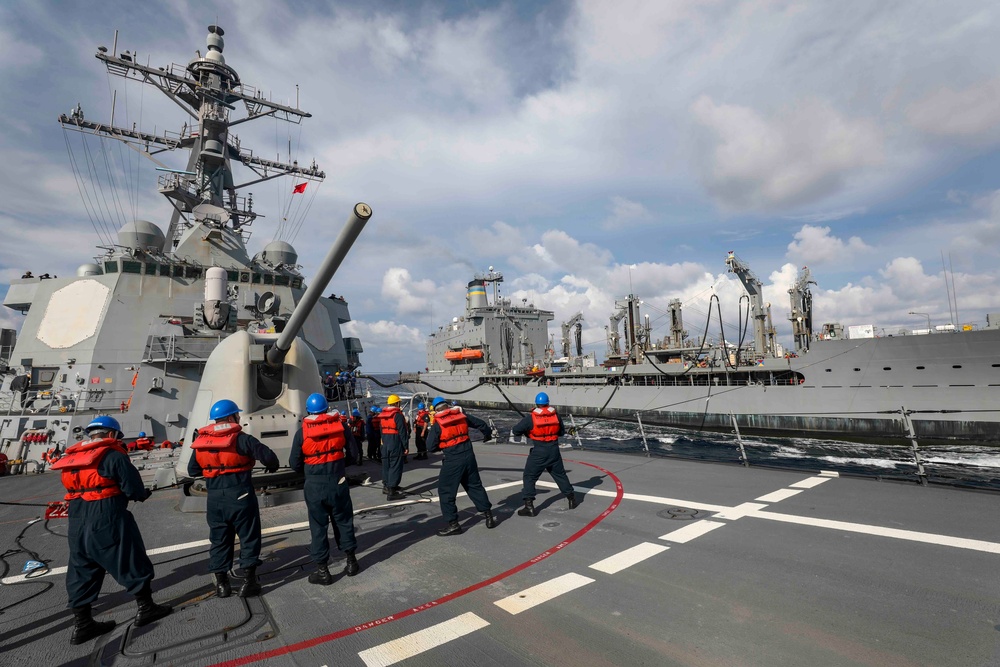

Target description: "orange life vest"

left=349, top=416, right=366, bottom=440
left=134, top=437, right=154, bottom=451
left=379, top=406, right=402, bottom=436
left=529, top=407, right=560, bottom=442
left=51, top=438, right=127, bottom=501
left=435, top=407, right=469, bottom=449
left=301, top=414, right=347, bottom=465
left=191, top=423, right=254, bottom=478
left=416, top=409, right=429, bottom=427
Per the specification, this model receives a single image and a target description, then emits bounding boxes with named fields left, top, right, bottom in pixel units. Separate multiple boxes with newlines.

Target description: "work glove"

left=264, top=464, right=279, bottom=474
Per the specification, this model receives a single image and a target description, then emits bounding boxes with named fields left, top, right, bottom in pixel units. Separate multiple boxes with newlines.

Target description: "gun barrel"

left=266, top=202, right=372, bottom=367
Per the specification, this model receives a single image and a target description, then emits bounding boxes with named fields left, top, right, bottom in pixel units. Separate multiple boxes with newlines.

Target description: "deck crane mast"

left=725, top=252, right=776, bottom=359
left=788, top=266, right=816, bottom=354
left=561, top=312, right=584, bottom=358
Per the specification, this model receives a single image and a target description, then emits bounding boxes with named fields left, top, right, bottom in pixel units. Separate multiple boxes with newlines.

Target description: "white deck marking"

left=535, top=481, right=728, bottom=512
left=750, top=510, right=1000, bottom=554
left=494, top=572, right=595, bottom=614
left=755, top=488, right=803, bottom=502
left=713, top=502, right=768, bottom=520
left=357, top=612, right=489, bottom=667
left=789, top=477, right=831, bottom=489
left=819, top=470, right=840, bottom=477
left=659, top=519, right=727, bottom=543
left=589, top=542, right=669, bottom=574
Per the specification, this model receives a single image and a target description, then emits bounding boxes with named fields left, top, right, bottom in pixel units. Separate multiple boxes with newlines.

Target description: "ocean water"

left=356, top=376, right=1000, bottom=491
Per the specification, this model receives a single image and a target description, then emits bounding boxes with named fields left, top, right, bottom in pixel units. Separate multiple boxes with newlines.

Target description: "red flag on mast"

left=292, top=182, right=307, bottom=194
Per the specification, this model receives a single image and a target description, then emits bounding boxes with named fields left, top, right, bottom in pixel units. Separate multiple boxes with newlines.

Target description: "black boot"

left=214, top=572, right=231, bottom=598
left=70, top=605, right=115, bottom=645
left=566, top=492, right=578, bottom=510
left=238, top=567, right=261, bottom=597
left=344, top=549, right=360, bottom=576
left=437, top=521, right=462, bottom=536
left=308, top=563, right=332, bottom=585
left=382, top=485, right=389, bottom=495
left=483, top=509, right=497, bottom=529
left=517, top=500, right=536, bottom=517
left=134, top=591, right=173, bottom=627
left=387, top=488, right=405, bottom=501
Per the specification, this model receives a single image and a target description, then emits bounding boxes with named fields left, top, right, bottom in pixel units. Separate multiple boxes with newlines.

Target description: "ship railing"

left=1, top=388, right=81, bottom=417
left=142, top=334, right=224, bottom=363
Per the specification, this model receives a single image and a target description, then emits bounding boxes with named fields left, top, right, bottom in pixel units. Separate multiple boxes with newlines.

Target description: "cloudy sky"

left=2, top=1, right=1000, bottom=371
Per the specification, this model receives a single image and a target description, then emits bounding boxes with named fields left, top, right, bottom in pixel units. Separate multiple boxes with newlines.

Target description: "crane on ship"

left=725, top=252, right=777, bottom=359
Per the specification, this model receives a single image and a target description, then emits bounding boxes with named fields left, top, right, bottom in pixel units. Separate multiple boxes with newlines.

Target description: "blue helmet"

left=432, top=396, right=447, bottom=409
left=138, top=431, right=146, bottom=438
left=369, top=406, right=380, bottom=414
left=86, top=415, right=123, bottom=438
left=417, top=402, right=425, bottom=410
left=306, top=393, right=328, bottom=415
left=535, top=392, right=549, bottom=406
left=352, top=409, right=361, bottom=417
left=210, top=399, right=241, bottom=421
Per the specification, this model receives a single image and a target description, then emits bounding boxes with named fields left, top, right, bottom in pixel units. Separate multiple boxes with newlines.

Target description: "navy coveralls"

left=187, top=434, right=278, bottom=573
left=366, top=415, right=382, bottom=461
left=380, top=410, right=408, bottom=490
left=289, top=425, right=359, bottom=564
left=66, top=450, right=155, bottom=608
left=426, top=410, right=493, bottom=523
left=512, top=410, right=574, bottom=501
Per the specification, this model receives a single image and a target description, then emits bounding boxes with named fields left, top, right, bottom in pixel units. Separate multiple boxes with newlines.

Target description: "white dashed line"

left=659, top=519, right=726, bottom=543
left=357, top=612, right=490, bottom=667
left=589, top=542, right=669, bottom=574
left=819, top=470, right=840, bottom=477
left=494, top=572, right=595, bottom=615
left=789, top=477, right=831, bottom=489
left=755, top=488, right=803, bottom=503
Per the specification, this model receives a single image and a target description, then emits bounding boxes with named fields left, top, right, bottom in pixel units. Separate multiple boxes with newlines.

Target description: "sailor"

left=413, top=402, right=429, bottom=460
left=425, top=396, right=497, bottom=536
left=366, top=406, right=382, bottom=463
left=288, top=393, right=361, bottom=585
left=51, top=415, right=172, bottom=645
left=348, top=408, right=366, bottom=464
left=379, top=395, right=408, bottom=500
left=133, top=431, right=154, bottom=452
left=512, top=392, right=577, bottom=517
left=188, top=399, right=279, bottom=599
left=323, top=371, right=335, bottom=400
left=348, top=372, right=357, bottom=399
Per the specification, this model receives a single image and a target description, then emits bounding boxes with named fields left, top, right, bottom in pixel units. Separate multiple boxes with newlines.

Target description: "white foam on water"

left=817, top=455, right=901, bottom=469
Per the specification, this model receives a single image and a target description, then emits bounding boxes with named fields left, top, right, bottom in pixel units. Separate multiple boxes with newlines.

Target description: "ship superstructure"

left=409, top=256, right=1000, bottom=448
left=0, top=26, right=362, bottom=468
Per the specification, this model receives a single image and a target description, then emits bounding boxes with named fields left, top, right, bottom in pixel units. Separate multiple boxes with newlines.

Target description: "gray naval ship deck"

left=2, top=444, right=998, bottom=666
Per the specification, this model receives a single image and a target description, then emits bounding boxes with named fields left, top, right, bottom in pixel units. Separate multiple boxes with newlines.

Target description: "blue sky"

left=2, top=1, right=1000, bottom=371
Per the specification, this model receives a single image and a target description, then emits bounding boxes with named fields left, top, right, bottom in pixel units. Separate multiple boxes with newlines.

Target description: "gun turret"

left=266, top=202, right=372, bottom=368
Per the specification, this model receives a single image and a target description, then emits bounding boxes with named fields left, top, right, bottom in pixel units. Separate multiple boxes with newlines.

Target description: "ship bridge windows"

left=291, top=277, right=303, bottom=289
left=252, top=273, right=262, bottom=284
left=263, top=274, right=273, bottom=285
left=104, top=261, right=118, bottom=274
left=122, top=260, right=142, bottom=274
left=185, top=266, right=202, bottom=279
left=227, top=270, right=239, bottom=282
left=274, top=275, right=290, bottom=286
left=172, top=265, right=184, bottom=277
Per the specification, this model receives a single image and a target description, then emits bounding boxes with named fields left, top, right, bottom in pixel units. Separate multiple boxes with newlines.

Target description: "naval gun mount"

left=162, top=203, right=372, bottom=500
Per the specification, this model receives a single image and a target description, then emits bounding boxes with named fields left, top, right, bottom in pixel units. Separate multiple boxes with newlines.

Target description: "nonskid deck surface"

left=1, top=446, right=998, bottom=666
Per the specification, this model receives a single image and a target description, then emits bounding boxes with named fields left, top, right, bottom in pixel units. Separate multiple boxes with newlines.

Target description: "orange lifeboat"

left=444, top=350, right=463, bottom=361
left=460, top=348, right=484, bottom=360
left=445, top=348, right=484, bottom=361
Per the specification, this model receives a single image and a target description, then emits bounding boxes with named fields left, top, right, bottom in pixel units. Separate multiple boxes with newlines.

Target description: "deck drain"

left=658, top=508, right=699, bottom=520
left=543, top=522, right=560, bottom=528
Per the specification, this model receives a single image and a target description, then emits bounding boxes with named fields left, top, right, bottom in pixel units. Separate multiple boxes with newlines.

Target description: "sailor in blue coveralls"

left=425, top=396, right=497, bottom=536
left=378, top=395, right=409, bottom=500
left=366, top=406, right=382, bottom=462
left=511, top=392, right=577, bottom=517
left=52, top=415, right=172, bottom=645
left=188, top=399, right=279, bottom=598
left=288, top=393, right=361, bottom=585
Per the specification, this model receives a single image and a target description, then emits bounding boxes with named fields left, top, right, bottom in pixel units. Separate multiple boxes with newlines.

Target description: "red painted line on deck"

left=209, top=458, right=623, bottom=666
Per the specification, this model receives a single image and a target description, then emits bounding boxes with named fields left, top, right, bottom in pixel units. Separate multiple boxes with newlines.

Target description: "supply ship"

left=0, top=25, right=363, bottom=471
left=405, top=259, right=1000, bottom=450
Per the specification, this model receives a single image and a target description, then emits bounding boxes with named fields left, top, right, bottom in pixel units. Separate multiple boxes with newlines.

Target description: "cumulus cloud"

left=380, top=268, right=439, bottom=317
left=691, top=96, right=884, bottom=211
left=786, top=224, right=872, bottom=266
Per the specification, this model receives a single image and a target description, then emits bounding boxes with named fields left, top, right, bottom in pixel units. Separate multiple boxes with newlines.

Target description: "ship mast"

left=726, top=251, right=776, bottom=358
left=788, top=266, right=816, bottom=354
left=58, top=25, right=325, bottom=252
